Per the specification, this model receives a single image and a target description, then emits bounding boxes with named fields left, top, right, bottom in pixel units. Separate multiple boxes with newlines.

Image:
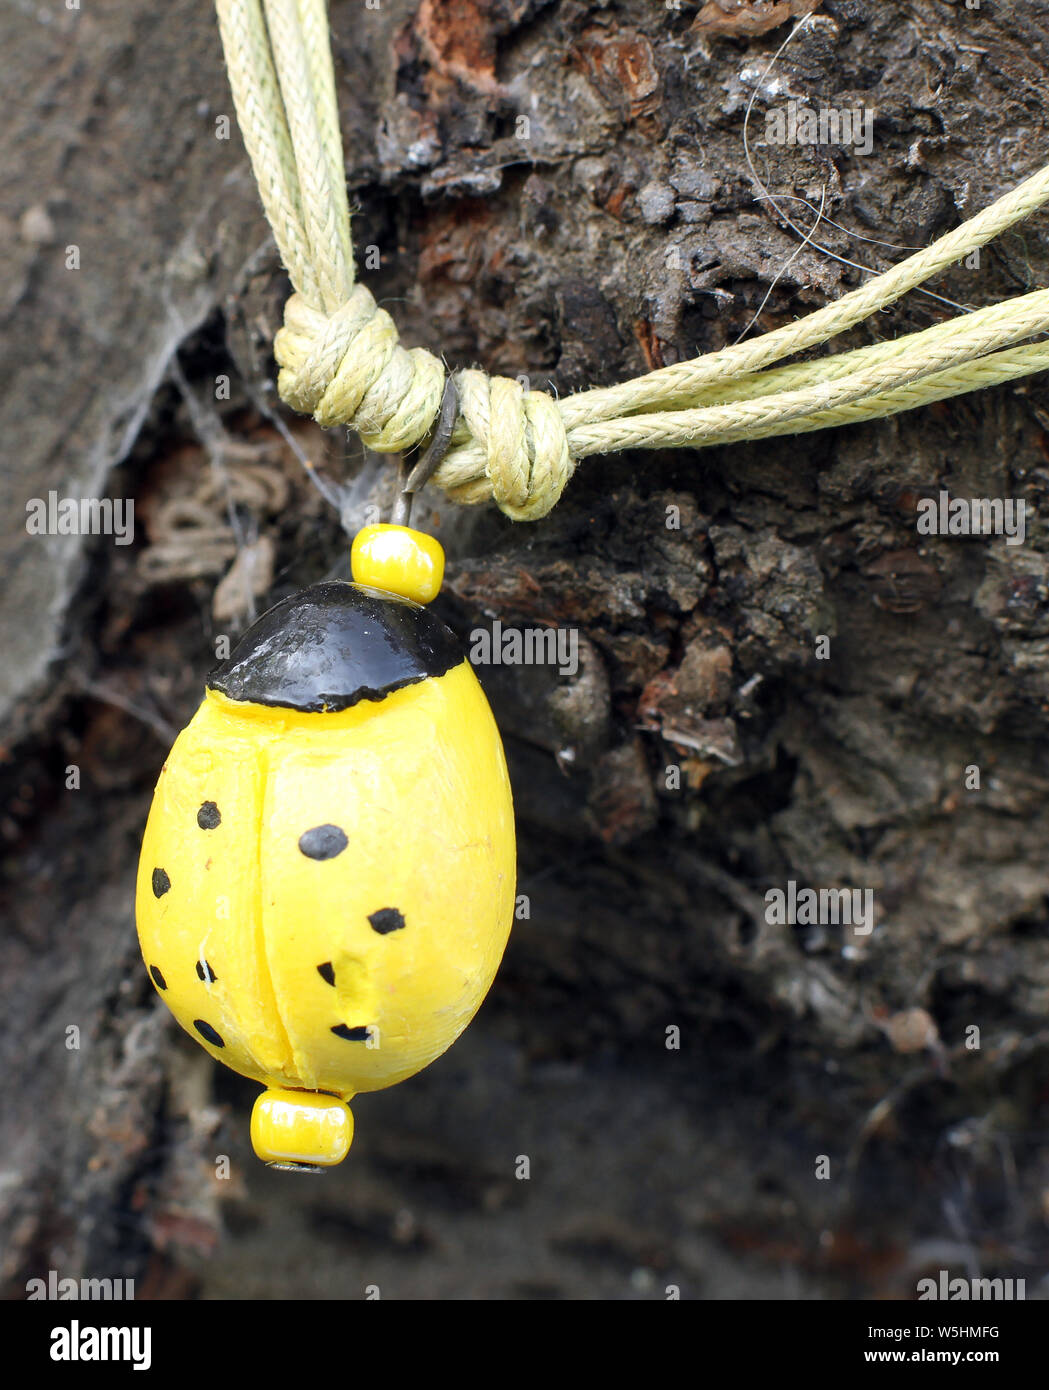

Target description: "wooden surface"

left=3, top=0, right=1049, bottom=1299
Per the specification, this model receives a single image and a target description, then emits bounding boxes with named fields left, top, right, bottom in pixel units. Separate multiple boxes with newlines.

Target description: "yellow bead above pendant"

left=351, top=523, right=445, bottom=604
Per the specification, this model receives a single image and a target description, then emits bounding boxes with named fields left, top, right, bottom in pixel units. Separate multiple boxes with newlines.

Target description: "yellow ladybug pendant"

left=136, top=524, right=516, bottom=1170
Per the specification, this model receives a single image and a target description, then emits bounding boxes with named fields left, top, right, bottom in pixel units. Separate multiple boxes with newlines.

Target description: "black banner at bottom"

left=1, top=1295, right=1036, bottom=1374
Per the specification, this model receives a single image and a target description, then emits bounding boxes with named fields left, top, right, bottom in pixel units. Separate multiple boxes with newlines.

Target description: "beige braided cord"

left=607, top=325, right=1049, bottom=417
left=215, top=0, right=1049, bottom=520
left=296, top=0, right=355, bottom=289
left=432, top=290, right=1049, bottom=484
left=556, top=163, right=1049, bottom=430
left=568, top=287, right=1049, bottom=455
left=261, top=0, right=350, bottom=313
left=706, top=342, right=1049, bottom=446
left=215, top=0, right=322, bottom=306
left=429, top=340, right=1049, bottom=505
left=218, top=0, right=447, bottom=462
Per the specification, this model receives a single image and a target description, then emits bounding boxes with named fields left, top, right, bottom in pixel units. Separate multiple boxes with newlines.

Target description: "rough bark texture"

left=4, top=0, right=1049, bottom=1300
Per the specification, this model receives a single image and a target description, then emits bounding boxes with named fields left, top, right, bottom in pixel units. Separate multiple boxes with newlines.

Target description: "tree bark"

left=4, top=0, right=1049, bottom=1299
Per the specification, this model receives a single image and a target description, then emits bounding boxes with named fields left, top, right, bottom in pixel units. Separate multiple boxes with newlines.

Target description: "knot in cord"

left=273, top=288, right=574, bottom=520
left=274, top=286, right=444, bottom=453
left=448, top=368, right=574, bottom=522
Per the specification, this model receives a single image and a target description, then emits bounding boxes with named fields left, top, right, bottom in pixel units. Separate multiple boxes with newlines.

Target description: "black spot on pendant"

left=197, top=801, right=221, bottom=830
left=194, top=1019, right=225, bottom=1048
left=331, top=1024, right=371, bottom=1042
left=368, top=907, right=405, bottom=935
left=152, top=868, right=170, bottom=897
left=299, top=825, right=348, bottom=860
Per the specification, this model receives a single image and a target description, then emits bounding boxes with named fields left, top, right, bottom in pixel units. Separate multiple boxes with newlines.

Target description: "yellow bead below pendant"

left=250, top=1088, right=354, bottom=1168
left=351, top=524, right=445, bottom=604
